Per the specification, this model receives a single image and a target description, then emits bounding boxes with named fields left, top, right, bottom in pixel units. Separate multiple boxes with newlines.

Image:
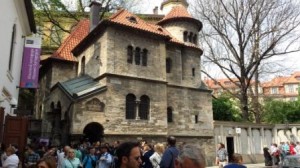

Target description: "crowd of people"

left=0, top=136, right=206, bottom=168
left=263, top=141, right=300, bottom=166
left=215, top=141, right=300, bottom=168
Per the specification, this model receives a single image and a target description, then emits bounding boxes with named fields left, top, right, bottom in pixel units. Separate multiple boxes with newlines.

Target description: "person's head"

left=218, top=143, right=225, bottom=149
left=167, top=136, right=176, bottom=147
left=114, top=140, right=120, bottom=148
left=116, top=141, right=142, bottom=168
left=37, top=156, right=57, bottom=168
left=232, top=153, right=243, bottom=164
left=89, top=147, right=96, bottom=155
left=174, top=144, right=205, bottom=168
left=63, top=145, right=71, bottom=153
left=100, top=145, right=108, bottom=154
left=5, top=146, right=15, bottom=156
left=67, top=148, right=75, bottom=159
left=154, top=143, right=165, bottom=155
left=27, top=144, right=35, bottom=154
left=143, top=144, right=150, bottom=152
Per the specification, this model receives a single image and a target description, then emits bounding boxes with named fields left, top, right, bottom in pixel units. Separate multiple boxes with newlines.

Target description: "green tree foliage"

left=212, top=94, right=242, bottom=121
left=263, top=99, right=300, bottom=124
left=32, top=0, right=141, bottom=48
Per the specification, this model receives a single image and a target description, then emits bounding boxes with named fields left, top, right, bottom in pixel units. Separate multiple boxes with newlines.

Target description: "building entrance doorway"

left=226, top=137, right=234, bottom=162
left=83, top=122, right=104, bottom=143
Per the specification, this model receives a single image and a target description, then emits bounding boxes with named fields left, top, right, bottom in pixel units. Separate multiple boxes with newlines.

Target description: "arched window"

left=193, top=34, right=197, bottom=44
left=192, top=68, right=195, bottom=77
left=183, top=31, right=188, bottom=42
left=126, top=94, right=136, bottom=119
left=50, top=102, right=55, bottom=111
left=57, top=101, right=61, bottom=110
left=142, top=49, right=148, bottom=66
left=135, top=47, right=141, bottom=65
left=189, top=32, right=193, bottom=42
left=167, top=107, right=173, bottom=123
left=81, top=56, right=86, bottom=75
left=127, top=45, right=133, bottom=63
left=139, top=95, right=150, bottom=120
left=166, top=58, right=172, bottom=73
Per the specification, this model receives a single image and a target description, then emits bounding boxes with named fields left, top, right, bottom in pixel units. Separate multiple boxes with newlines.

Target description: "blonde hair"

left=154, top=143, right=165, bottom=155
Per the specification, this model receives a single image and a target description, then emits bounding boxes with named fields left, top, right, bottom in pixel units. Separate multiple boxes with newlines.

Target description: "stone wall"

left=214, top=121, right=300, bottom=164
left=162, top=21, right=199, bottom=44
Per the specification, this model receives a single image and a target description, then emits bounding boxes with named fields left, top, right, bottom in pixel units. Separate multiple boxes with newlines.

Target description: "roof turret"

left=157, top=6, right=202, bottom=31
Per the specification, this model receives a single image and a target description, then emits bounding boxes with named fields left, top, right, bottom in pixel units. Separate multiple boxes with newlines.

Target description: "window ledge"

left=6, top=70, right=14, bottom=82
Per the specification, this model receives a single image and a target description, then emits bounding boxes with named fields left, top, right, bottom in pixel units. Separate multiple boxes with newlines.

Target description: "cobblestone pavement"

left=206, top=163, right=281, bottom=168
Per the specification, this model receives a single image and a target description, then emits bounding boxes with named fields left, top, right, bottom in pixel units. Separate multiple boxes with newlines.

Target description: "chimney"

left=153, top=6, right=158, bottom=15
left=89, top=0, right=102, bottom=32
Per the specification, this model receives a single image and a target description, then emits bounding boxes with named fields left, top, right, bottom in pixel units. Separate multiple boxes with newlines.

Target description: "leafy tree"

left=212, top=94, right=242, bottom=121
left=191, top=0, right=300, bottom=122
left=33, top=0, right=141, bottom=49
left=263, top=99, right=300, bottom=124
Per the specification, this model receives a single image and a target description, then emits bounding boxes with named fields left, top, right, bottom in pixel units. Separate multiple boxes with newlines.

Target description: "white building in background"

left=0, top=0, right=36, bottom=115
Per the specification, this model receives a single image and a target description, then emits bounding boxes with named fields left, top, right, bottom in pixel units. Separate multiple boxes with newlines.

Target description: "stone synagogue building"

left=35, top=0, right=215, bottom=163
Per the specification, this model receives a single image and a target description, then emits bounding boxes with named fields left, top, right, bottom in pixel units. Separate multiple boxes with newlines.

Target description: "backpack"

left=83, top=155, right=96, bottom=168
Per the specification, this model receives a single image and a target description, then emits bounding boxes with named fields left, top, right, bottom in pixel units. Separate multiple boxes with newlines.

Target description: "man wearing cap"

left=98, top=144, right=113, bottom=168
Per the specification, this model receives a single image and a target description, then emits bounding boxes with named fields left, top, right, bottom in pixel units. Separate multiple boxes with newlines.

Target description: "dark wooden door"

left=3, top=116, right=28, bottom=153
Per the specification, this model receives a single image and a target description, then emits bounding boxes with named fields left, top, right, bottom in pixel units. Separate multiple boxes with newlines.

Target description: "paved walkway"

left=207, top=163, right=277, bottom=168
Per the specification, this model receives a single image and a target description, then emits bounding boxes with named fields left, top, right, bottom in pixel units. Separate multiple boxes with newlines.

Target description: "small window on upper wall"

left=189, top=32, right=193, bottom=42
left=193, top=34, right=197, bottom=44
left=167, top=107, right=173, bottom=123
left=166, top=58, right=172, bottom=73
left=183, top=31, right=188, bottom=42
left=142, top=49, right=148, bottom=66
left=195, top=115, right=198, bottom=123
left=135, top=47, right=141, bottom=65
left=127, top=45, right=133, bottom=63
left=192, top=68, right=195, bottom=77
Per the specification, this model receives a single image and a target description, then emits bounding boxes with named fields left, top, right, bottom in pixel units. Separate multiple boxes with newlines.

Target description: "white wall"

left=0, top=0, right=33, bottom=116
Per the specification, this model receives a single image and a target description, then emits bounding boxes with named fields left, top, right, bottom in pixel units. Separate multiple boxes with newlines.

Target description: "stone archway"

left=83, top=122, right=104, bottom=143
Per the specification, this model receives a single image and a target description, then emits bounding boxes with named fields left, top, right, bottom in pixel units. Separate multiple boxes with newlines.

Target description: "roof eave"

left=158, top=17, right=203, bottom=31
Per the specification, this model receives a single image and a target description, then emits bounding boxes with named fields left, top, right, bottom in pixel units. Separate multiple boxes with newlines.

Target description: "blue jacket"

left=159, top=146, right=179, bottom=168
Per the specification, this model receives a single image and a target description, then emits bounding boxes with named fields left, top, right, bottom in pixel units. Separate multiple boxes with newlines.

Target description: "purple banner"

left=20, top=37, right=41, bottom=88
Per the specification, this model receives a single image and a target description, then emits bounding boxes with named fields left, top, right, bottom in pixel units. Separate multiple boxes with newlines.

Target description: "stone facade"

left=36, top=0, right=216, bottom=165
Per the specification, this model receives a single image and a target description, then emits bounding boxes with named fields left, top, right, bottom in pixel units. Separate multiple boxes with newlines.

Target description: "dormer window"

left=126, top=16, right=137, bottom=24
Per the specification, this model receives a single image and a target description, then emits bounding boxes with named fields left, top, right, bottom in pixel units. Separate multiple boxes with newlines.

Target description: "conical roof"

left=157, top=6, right=202, bottom=31
left=160, top=0, right=189, bottom=10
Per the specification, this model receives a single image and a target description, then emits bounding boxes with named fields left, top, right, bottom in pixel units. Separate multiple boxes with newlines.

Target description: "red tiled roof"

left=261, top=76, right=289, bottom=87
left=51, top=19, right=90, bottom=62
left=285, top=71, right=300, bottom=84
left=161, top=6, right=193, bottom=21
left=108, top=9, right=169, bottom=37
left=157, top=6, right=202, bottom=31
